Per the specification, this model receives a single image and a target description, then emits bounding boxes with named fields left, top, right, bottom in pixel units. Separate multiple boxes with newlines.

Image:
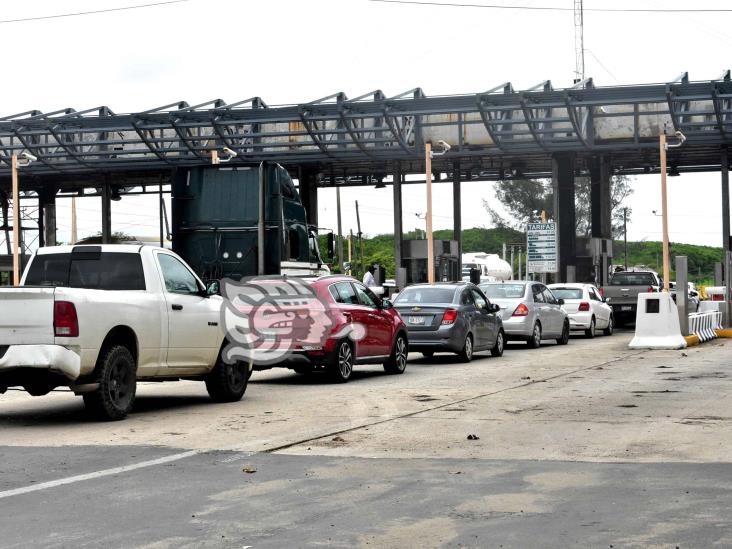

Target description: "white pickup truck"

left=0, top=244, right=250, bottom=420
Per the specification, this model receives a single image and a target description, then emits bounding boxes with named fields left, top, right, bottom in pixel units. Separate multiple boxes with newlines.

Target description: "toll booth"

left=574, top=237, right=613, bottom=285
left=402, top=239, right=460, bottom=284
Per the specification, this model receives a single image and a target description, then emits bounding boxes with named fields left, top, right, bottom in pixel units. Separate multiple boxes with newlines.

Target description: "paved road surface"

left=1, top=331, right=730, bottom=548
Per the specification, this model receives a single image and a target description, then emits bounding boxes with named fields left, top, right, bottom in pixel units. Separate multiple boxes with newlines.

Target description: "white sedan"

left=548, top=283, right=613, bottom=338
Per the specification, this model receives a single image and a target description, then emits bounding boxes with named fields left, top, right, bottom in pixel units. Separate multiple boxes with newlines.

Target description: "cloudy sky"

left=2, top=0, right=731, bottom=248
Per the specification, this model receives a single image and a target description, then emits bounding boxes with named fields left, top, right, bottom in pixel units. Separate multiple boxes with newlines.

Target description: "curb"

left=715, top=328, right=732, bottom=338
left=684, top=335, right=700, bottom=347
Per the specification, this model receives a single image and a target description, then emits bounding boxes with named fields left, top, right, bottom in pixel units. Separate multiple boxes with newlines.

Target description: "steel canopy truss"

left=1, top=74, right=731, bottom=184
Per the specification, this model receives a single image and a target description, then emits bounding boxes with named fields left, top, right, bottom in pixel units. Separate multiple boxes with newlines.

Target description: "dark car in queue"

left=251, top=276, right=408, bottom=382
left=392, top=282, right=505, bottom=362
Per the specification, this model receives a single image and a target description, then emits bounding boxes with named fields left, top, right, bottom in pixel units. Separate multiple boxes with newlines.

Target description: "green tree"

left=485, top=176, right=633, bottom=238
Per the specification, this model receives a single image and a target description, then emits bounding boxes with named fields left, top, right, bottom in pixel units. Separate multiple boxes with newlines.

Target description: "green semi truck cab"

left=172, top=163, right=330, bottom=281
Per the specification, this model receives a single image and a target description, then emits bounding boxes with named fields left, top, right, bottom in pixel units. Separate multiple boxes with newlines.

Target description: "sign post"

left=527, top=222, right=558, bottom=277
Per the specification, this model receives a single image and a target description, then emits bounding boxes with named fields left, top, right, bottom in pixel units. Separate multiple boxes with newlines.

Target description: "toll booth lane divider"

left=629, top=293, right=687, bottom=350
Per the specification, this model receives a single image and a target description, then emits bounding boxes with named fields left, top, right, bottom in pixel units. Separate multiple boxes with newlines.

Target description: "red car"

left=251, top=275, right=408, bottom=382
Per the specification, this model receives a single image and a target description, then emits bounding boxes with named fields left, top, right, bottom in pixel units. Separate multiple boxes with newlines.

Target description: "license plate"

left=621, top=306, right=632, bottom=311
left=409, top=316, right=425, bottom=325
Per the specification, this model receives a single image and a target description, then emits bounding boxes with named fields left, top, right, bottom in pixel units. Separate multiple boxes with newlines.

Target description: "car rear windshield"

left=610, top=273, right=656, bottom=286
left=550, top=288, right=583, bottom=300
left=480, top=284, right=526, bottom=299
left=24, top=252, right=146, bottom=290
left=394, top=287, right=456, bottom=304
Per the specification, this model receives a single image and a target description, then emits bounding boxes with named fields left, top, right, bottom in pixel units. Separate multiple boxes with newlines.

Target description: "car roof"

left=548, top=283, right=592, bottom=289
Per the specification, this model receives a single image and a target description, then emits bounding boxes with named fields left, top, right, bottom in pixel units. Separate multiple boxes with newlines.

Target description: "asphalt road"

left=1, top=330, right=731, bottom=548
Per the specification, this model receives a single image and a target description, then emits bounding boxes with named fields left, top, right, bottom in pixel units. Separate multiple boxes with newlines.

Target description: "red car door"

left=352, top=282, right=392, bottom=356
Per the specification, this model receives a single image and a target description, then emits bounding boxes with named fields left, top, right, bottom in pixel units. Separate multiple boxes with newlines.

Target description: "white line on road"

left=0, top=449, right=201, bottom=500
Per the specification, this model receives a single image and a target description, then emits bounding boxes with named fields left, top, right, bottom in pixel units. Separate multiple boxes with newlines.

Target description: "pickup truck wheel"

left=328, top=340, right=354, bottom=383
left=83, top=345, right=136, bottom=421
left=205, top=357, right=249, bottom=402
left=384, top=334, right=408, bottom=374
left=585, top=317, right=596, bottom=339
left=603, top=315, right=614, bottom=336
left=527, top=323, right=542, bottom=349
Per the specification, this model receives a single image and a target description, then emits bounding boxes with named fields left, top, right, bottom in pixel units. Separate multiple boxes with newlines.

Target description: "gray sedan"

left=479, top=281, right=570, bottom=348
left=393, top=282, right=504, bottom=362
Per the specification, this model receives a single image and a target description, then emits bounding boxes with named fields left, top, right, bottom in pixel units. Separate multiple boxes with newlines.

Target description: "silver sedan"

left=479, top=281, right=570, bottom=348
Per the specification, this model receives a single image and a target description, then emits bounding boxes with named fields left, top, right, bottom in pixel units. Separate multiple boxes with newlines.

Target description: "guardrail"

left=688, top=311, right=723, bottom=342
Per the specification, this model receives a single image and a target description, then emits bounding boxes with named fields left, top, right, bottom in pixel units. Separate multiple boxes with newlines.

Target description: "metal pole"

left=623, top=207, right=628, bottom=270
left=660, top=134, right=670, bottom=292
left=510, top=246, right=515, bottom=280
left=71, top=196, right=78, bottom=245
left=336, top=186, right=344, bottom=273
left=101, top=183, right=112, bottom=244
left=392, top=164, right=403, bottom=280
left=257, top=162, right=266, bottom=275
left=502, top=242, right=506, bottom=261
left=518, top=247, right=522, bottom=280
left=425, top=143, right=435, bottom=284
left=676, top=255, right=689, bottom=335
left=159, top=181, right=164, bottom=248
left=452, top=160, right=462, bottom=274
left=722, top=148, right=730, bottom=253
left=11, top=154, right=20, bottom=286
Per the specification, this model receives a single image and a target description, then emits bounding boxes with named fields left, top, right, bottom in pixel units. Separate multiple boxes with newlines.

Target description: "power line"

left=369, top=0, right=732, bottom=13
left=0, top=1, right=189, bottom=25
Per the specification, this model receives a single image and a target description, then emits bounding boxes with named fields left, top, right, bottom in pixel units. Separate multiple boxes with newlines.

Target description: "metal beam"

left=101, top=182, right=112, bottom=244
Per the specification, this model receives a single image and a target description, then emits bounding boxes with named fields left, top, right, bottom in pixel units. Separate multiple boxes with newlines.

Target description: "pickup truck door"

left=155, top=252, right=221, bottom=371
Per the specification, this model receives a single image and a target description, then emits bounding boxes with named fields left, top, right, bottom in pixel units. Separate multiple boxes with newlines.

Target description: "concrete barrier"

left=629, top=292, right=687, bottom=350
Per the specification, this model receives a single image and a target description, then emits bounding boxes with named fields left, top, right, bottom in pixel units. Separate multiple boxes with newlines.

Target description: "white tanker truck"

left=461, top=252, right=513, bottom=283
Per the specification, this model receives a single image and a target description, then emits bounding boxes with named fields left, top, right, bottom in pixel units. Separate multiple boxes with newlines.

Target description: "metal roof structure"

left=1, top=72, right=731, bottom=191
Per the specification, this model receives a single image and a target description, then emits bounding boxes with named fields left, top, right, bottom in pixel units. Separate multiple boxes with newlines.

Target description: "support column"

left=552, top=153, right=576, bottom=282
left=101, top=182, right=112, bottom=244
left=39, top=188, right=57, bottom=247
left=393, top=163, right=404, bottom=287
left=299, top=170, right=318, bottom=228
left=589, top=156, right=612, bottom=239
left=452, top=160, right=462, bottom=277
left=722, top=148, right=730, bottom=253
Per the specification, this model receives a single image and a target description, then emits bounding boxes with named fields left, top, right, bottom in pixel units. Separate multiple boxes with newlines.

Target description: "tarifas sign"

left=527, top=222, right=557, bottom=273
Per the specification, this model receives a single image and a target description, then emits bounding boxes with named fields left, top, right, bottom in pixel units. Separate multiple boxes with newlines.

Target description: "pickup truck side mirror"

left=205, top=280, right=220, bottom=296
left=488, top=303, right=500, bottom=314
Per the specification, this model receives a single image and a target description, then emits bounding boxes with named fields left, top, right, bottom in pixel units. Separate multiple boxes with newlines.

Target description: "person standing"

left=362, top=264, right=376, bottom=287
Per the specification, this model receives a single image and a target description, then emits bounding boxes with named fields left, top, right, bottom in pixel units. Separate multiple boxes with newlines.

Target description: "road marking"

left=0, top=449, right=201, bottom=500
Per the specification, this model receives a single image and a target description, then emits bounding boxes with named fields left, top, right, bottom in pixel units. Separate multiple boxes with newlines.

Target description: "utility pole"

left=11, top=154, right=19, bottom=286
left=348, top=230, right=353, bottom=275
left=623, top=207, right=628, bottom=270
left=355, top=200, right=364, bottom=279
left=336, top=187, right=344, bottom=273
left=574, top=0, right=585, bottom=82
left=425, top=142, right=435, bottom=283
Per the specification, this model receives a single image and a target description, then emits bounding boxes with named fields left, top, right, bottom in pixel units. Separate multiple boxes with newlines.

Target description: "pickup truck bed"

left=602, top=271, right=661, bottom=325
